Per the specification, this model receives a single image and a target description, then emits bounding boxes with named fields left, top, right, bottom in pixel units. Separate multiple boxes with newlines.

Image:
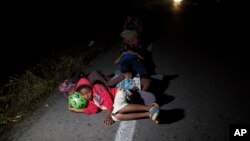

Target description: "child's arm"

left=93, top=84, right=115, bottom=126
left=68, top=101, right=99, bottom=114
left=126, top=50, right=144, bottom=60
left=106, top=74, right=125, bottom=87
left=82, top=101, right=99, bottom=115
left=68, top=106, right=83, bottom=113
left=136, top=53, right=144, bottom=60
left=94, top=84, right=114, bottom=110
left=104, top=109, right=114, bottom=126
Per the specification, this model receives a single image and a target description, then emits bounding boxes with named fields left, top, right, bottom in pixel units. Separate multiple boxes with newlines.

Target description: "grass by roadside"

left=0, top=36, right=118, bottom=135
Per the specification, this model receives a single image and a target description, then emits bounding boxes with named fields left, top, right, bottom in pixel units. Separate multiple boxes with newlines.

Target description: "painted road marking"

left=114, top=121, right=136, bottom=141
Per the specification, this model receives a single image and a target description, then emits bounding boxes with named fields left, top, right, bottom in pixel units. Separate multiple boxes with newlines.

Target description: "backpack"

left=58, top=70, right=86, bottom=98
left=58, top=79, right=76, bottom=98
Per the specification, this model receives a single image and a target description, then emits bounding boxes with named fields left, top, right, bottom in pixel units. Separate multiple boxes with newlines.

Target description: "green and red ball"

left=68, top=92, right=88, bottom=109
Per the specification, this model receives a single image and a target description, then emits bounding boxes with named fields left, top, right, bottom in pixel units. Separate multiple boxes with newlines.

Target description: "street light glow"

left=173, top=0, right=183, bottom=4
left=173, top=0, right=183, bottom=10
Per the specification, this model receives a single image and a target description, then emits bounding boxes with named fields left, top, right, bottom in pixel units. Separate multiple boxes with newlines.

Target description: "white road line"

left=114, top=121, right=136, bottom=141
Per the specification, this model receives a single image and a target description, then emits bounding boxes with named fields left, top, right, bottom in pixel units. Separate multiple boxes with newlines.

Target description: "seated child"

left=120, top=30, right=141, bottom=52
left=68, top=77, right=160, bottom=126
left=121, top=16, right=143, bottom=52
left=113, top=48, right=151, bottom=91
left=114, top=48, right=147, bottom=74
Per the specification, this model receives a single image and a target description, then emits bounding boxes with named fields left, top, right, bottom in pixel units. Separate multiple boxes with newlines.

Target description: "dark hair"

left=76, top=84, right=92, bottom=92
left=125, top=16, right=142, bottom=31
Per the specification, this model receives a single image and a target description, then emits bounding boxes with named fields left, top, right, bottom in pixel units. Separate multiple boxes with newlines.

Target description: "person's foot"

left=151, top=103, right=159, bottom=109
left=149, top=103, right=160, bottom=124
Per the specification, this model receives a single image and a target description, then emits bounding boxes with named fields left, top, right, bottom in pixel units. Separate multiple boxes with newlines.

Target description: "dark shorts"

left=120, top=59, right=149, bottom=77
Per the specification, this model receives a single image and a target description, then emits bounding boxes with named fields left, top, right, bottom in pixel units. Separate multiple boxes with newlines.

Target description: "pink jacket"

left=75, top=78, right=118, bottom=115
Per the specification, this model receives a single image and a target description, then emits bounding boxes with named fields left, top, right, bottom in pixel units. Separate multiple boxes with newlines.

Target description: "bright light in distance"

left=173, top=0, right=183, bottom=4
left=173, top=0, right=183, bottom=9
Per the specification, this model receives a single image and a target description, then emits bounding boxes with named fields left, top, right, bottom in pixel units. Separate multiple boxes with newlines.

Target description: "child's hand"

left=103, top=116, right=114, bottom=126
left=68, top=106, right=83, bottom=113
left=104, top=110, right=114, bottom=126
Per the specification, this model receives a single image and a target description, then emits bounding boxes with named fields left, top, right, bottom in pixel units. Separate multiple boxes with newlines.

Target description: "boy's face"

left=79, top=88, right=93, bottom=101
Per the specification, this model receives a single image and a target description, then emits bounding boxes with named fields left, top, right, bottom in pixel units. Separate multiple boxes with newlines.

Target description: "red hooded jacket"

left=75, top=78, right=118, bottom=115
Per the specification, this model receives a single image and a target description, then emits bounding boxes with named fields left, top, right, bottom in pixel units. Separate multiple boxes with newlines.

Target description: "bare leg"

left=88, top=70, right=107, bottom=85
left=114, top=103, right=160, bottom=122
left=118, top=104, right=152, bottom=113
left=114, top=112, right=149, bottom=120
